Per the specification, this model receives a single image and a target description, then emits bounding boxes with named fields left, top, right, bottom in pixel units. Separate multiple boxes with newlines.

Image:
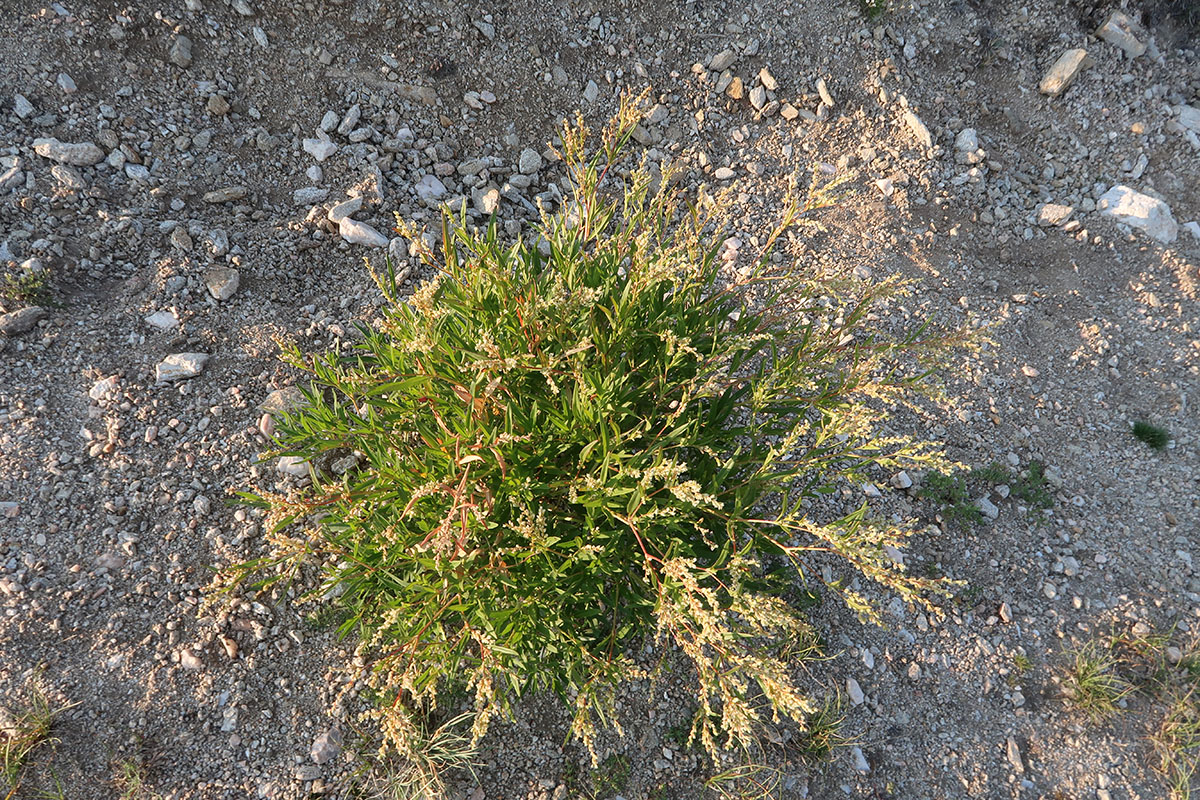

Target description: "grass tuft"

left=1066, top=640, right=1134, bottom=721
left=1133, top=420, right=1171, bottom=450
left=0, top=677, right=73, bottom=793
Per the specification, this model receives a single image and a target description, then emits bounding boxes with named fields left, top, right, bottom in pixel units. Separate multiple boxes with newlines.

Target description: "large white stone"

left=156, top=352, right=209, bottom=382
left=339, top=217, right=389, bottom=247
left=32, top=138, right=104, bottom=166
left=1097, top=185, right=1177, bottom=243
left=1178, top=105, right=1200, bottom=134
left=1039, top=49, right=1092, bottom=97
left=414, top=173, right=447, bottom=203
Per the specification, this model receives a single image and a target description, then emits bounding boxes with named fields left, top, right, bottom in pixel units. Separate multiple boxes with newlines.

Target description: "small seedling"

left=1066, top=641, right=1134, bottom=721
left=1133, top=421, right=1171, bottom=451
left=793, top=694, right=852, bottom=762
left=113, top=756, right=153, bottom=800
left=591, top=754, right=631, bottom=798
left=858, top=0, right=888, bottom=21
left=919, top=470, right=983, bottom=528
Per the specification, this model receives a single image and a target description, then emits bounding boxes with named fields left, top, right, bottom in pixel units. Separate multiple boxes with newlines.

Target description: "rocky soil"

left=1, top=0, right=1198, bottom=798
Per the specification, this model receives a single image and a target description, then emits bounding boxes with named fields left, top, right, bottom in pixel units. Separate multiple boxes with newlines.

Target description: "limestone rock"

left=1097, top=185, right=1177, bottom=243
left=32, top=138, right=104, bottom=166
left=1039, top=49, right=1092, bottom=97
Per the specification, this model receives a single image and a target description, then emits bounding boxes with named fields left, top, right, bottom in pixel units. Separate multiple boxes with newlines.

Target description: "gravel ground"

left=0, top=1, right=1197, bottom=798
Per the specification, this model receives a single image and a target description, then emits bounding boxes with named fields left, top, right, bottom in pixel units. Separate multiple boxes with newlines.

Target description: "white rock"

left=276, top=455, right=310, bottom=477
left=303, top=135, right=338, bottom=162
left=954, top=128, right=978, bottom=152
left=759, top=67, right=779, bottom=92
left=1006, top=736, right=1024, bottom=772
left=339, top=217, right=389, bottom=247
left=851, top=747, right=870, bottom=773
left=204, top=266, right=240, bottom=301
left=89, top=376, right=119, bottom=402
left=32, top=138, right=105, bottom=166
left=846, top=677, right=865, bottom=705
left=518, top=147, right=543, bottom=175
left=816, top=77, right=834, bottom=107
left=748, top=85, right=767, bottom=110
left=463, top=91, right=484, bottom=110
left=311, top=728, right=343, bottom=764
left=145, top=310, right=179, bottom=330
left=179, top=650, right=203, bottom=670
left=902, top=110, right=932, bottom=149
left=862, top=649, right=875, bottom=669
left=473, top=187, right=500, bottom=215
left=327, top=196, right=363, bottom=224
left=1037, top=203, right=1074, bottom=227
left=156, top=353, right=209, bottom=382
left=713, top=166, right=735, bottom=180
left=1039, top=49, right=1092, bottom=97
left=415, top=173, right=447, bottom=203
left=1095, top=11, right=1146, bottom=58
left=56, top=73, right=76, bottom=94
left=1184, top=221, right=1200, bottom=240
left=202, top=186, right=246, bottom=204
left=891, top=471, right=913, bottom=489
left=1097, top=184, right=1177, bottom=243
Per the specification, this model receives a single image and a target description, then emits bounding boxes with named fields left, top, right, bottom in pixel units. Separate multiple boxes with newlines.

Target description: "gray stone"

left=518, top=147, right=543, bottom=175
left=310, top=728, right=343, bottom=764
left=204, top=266, right=240, bottom=301
left=0, top=160, right=23, bottom=192
left=319, top=110, right=339, bottom=133
left=903, top=110, right=932, bottom=149
left=976, top=496, right=999, bottom=520
left=758, top=67, right=779, bottom=92
left=206, top=94, right=231, bottom=115
left=473, top=19, right=496, bottom=40
left=1097, top=184, right=1177, bottom=243
left=339, top=218, right=388, bottom=247
left=203, top=186, right=247, bottom=204
left=713, top=166, right=735, bottom=180
left=336, top=104, right=361, bottom=136
left=50, top=164, right=85, bottom=190
left=293, top=765, right=320, bottom=781
left=1037, top=204, right=1073, bottom=227
left=32, top=138, right=104, bottom=166
left=1178, top=105, right=1200, bottom=135
left=583, top=80, right=599, bottom=104
left=1039, top=49, right=1092, bottom=97
left=954, top=128, right=978, bottom=152
left=709, top=48, right=736, bottom=72
left=0, top=307, right=46, bottom=335
left=168, top=35, right=194, bottom=67
left=156, top=353, right=209, bottom=382
left=1095, top=11, right=1146, bottom=58
left=851, top=747, right=870, bottom=773
left=293, top=186, right=328, bottom=205
left=12, top=94, right=33, bottom=119
left=846, top=677, right=864, bottom=705
left=56, top=73, right=76, bottom=94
